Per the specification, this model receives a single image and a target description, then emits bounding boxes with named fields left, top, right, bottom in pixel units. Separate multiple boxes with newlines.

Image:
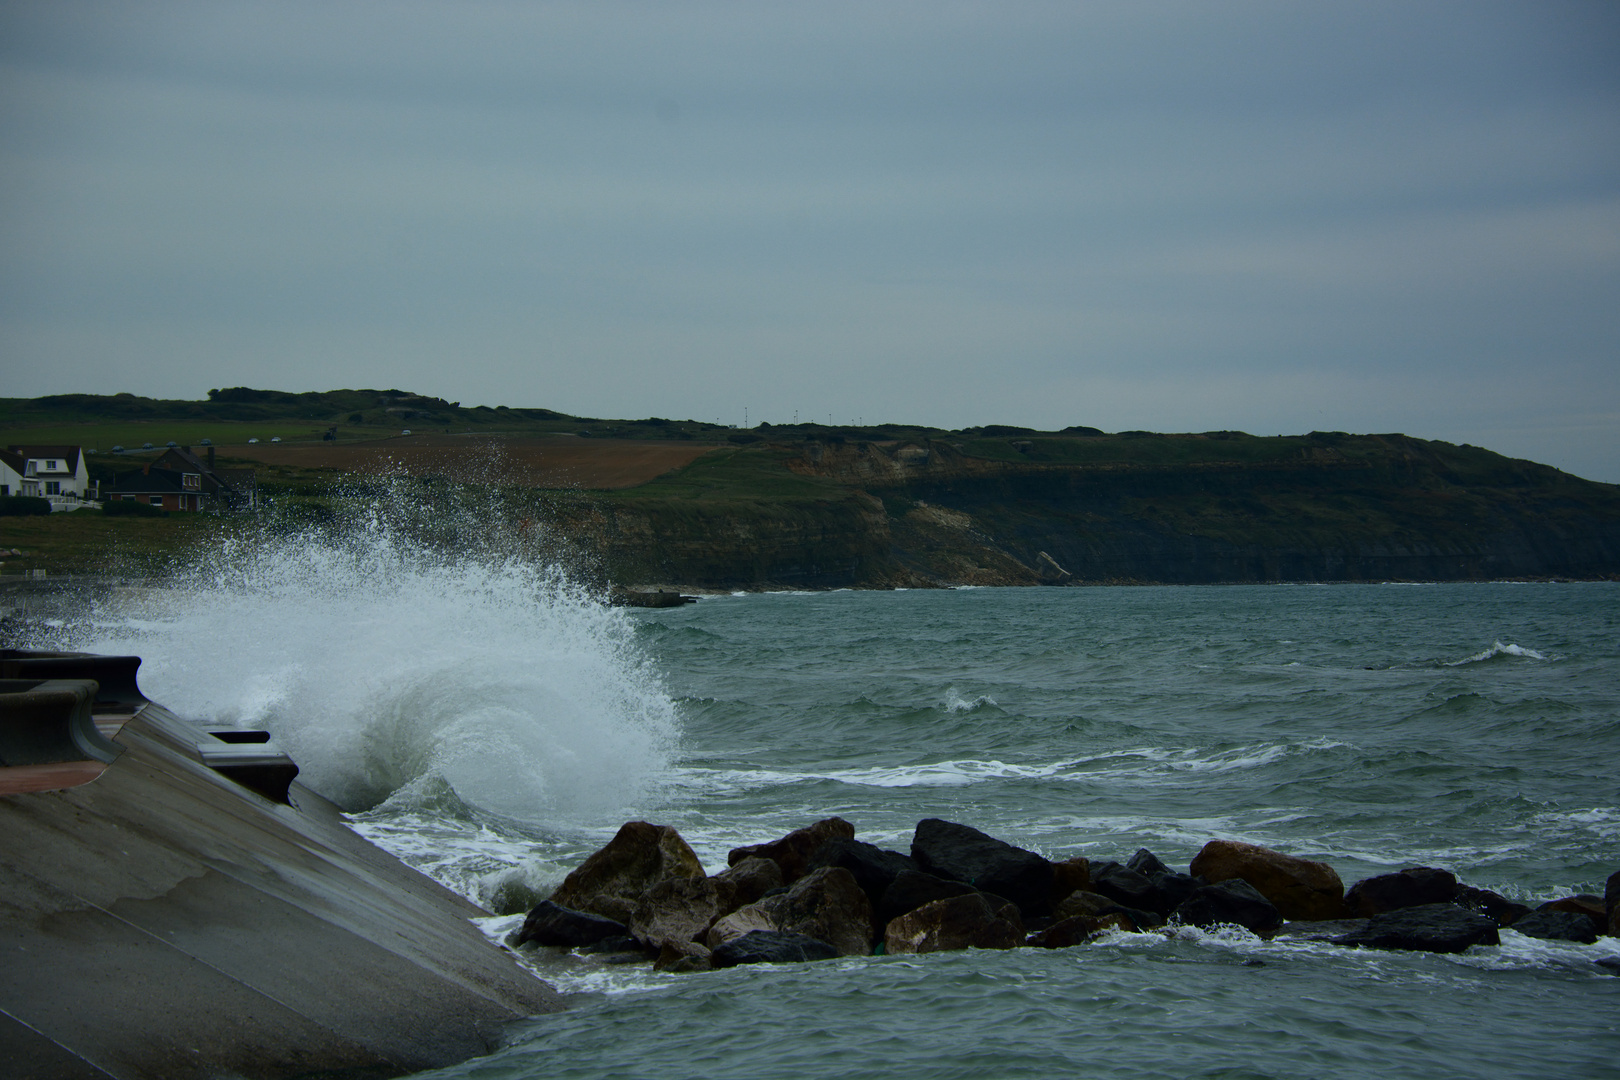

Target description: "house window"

left=150, top=496, right=164, bottom=506
left=45, top=481, right=60, bottom=494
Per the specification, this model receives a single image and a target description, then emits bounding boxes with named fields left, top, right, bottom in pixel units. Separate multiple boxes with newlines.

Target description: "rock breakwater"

left=513, top=818, right=1620, bottom=973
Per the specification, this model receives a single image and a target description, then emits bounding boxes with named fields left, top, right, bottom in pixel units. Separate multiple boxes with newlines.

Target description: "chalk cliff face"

left=564, top=432, right=1620, bottom=589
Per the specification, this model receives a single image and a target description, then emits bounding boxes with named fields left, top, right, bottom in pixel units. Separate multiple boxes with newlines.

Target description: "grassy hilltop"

left=3, top=389, right=1618, bottom=586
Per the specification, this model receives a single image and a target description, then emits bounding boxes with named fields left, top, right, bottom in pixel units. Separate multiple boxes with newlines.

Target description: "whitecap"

left=1444, top=641, right=1548, bottom=666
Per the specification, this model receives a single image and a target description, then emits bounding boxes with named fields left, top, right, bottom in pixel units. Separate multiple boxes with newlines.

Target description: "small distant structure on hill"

left=105, top=445, right=257, bottom=513
left=0, top=445, right=98, bottom=511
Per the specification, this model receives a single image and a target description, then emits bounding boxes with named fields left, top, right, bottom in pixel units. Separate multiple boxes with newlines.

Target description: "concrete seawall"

left=0, top=650, right=563, bottom=1080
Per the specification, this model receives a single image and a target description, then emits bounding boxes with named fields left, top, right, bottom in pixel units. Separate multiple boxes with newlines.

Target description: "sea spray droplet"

left=68, top=489, right=681, bottom=821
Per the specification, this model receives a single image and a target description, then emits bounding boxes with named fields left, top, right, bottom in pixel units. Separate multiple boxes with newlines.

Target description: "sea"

left=58, top=511, right=1620, bottom=1080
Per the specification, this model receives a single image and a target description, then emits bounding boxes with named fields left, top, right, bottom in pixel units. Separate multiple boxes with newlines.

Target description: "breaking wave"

left=1445, top=642, right=1548, bottom=666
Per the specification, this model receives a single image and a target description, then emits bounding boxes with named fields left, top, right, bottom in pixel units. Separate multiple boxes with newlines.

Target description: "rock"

left=1053, top=889, right=1159, bottom=931
left=1027, top=913, right=1133, bottom=948
left=1050, top=856, right=1091, bottom=906
left=511, top=900, right=630, bottom=949
left=1453, top=885, right=1529, bottom=927
left=577, top=934, right=645, bottom=955
left=709, top=866, right=874, bottom=956
left=1607, top=870, right=1620, bottom=937
left=1173, top=879, right=1284, bottom=938
left=728, top=817, right=855, bottom=884
left=1344, top=867, right=1457, bottom=918
left=1091, top=861, right=1166, bottom=915
left=1536, top=895, right=1607, bottom=937
left=1126, top=849, right=1171, bottom=878
left=911, top=818, right=1056, bottom=918
left=1275, top=919, right=1371, bottom=942
left=1510, top=910, right=1598, bottom=944
left=1151, top=871, right=1203, bottom=912
left=628, top=876, right=724, bottom=949
left=1189, top=840, right=1346, bottom=921
left=1597, top=956, right=1620, bottom=976
left=710, top=930, right=840, bottom=967
left=705, top=904, right=778, bottom=951
left=1333, top=902, right=1500, bottom=953
left=876, top=869, right=979, bottom=927
left=653, top=939, right=712, bottom=973
left=549, top=821, right=706, bottom=923
left=805, top=838, right=917, bottom=907
left=712, top=856, right=784, bottom=915
left=884, top=892, right=1024, bottom=954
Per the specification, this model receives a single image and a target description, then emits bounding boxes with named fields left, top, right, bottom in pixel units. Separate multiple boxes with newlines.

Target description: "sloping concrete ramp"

left=0, top=651, right=562, bottom=1080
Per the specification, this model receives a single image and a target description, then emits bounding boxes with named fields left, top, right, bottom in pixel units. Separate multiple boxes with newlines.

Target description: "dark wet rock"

left=1027, top=912, right=1134, bottom=948
left=1344, top=867, right=1457, bottom=918
left=1050, top=856, right=1091, bottom=907
left=628, top=876, right=724, bottom=950
left=653, top=939, right=712, bottom=973
left=877, top=869, right=978, bottom=927
left=1127, top=849, right=1171, bottom=878
left=1189, top=840, right=1346, bottom=921
left=1091, top=861, right=1166, bottom=915
left=911, top=818, right=1056, bottom=918
left=1606, top=869, right=1620, bottom=918
left=1173, top=878, right=1284, bottom=938
left=805, top=838, right=917, bottom=908
left=712, top=856, right=783, bottom=915
left=512, top=901, right=630, bottom=948
left=1333, top=902, right=1500, bottom=953
left=1510, top=910, right=1599, bottom=944
left=1453, top=885, right=1530, bottom=927
left=1151, top=871, right=1203, bottom=912
left=549, top=821, right=705, bottom=923
left=1536, top=895, right=1607, bottom=937
left=1053, top=889, right=1160, bottom=931
left=1275, top=919, right=1371, bottom=942
left=1597, top=956, right=1620, bottom=976
left=710, top=930, right=840, bottom=967
left=708, top=866, right=873, bottom=956
left=884, top=892, right=1024, bottom=953
left=576, top=934, right=646, bottom=955
left=728, top=817, right=855, bottom=884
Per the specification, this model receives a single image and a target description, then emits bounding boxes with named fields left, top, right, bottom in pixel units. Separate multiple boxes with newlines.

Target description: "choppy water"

left=58, top=519, right=1620, bottom=1080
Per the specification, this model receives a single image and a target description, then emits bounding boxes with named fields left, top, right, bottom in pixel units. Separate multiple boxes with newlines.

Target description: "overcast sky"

left=1, top=1, right=1616, bottom=480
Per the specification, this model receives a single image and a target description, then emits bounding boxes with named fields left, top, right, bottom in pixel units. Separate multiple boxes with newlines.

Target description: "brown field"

left=222, top=433, right=716, bottom=489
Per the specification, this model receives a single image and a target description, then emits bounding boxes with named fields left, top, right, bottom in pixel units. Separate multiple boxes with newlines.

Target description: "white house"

left=1, top=445, right=98, bottom=511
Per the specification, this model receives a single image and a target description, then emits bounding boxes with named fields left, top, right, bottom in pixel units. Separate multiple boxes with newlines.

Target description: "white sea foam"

left=1444, top=641, right=1548, bottom=666
left=941, top=686, right=997, bottom=712
left=68, top=498, right=680, bottom=822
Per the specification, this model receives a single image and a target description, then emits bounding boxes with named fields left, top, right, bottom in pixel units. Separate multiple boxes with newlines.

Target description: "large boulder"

left=1275, top=919, right=1371, bottom=942
left=1027, top=913, right=1133, bottom=948
left=1126, top=849, right=1171, bottom=878
left=1090, top=861, right=1166, bottom=914
left=511, top=900, right=630, bottom=948
left=628, top=876, right=725, bottom=950
left=1510, top=910, right=1598, bottom=944
left=1333, top=902, right=1500, bottom=953
left=884, top=892, right=1024, bottom=954
left=653, top=939, right=712, bottom=973
left=712, top=856, right=783, bottom=915
left=1344, top=867, right=1457, bottom=918
left=1054, top=889, right=1160, bottom=931
left=549, top=821, right=706, bottom=923
left=707, top=866, right=873, bottom=956
left=728, top=817, right=855, bottom=883
left=876, top=869, right=979, bottom=927
left=1189, top=840, right=1346, bottom=921
left=1050, top=856, right=1091, bottom=907
left=1453, top=885, right=1529, bottom=927
left=710, top=931, right=839, bottom=967
left=910, top=819, right=1055, bottom=918
left=805, top=838, right=917, bottom=908
left=1172, top=879, right=1283, bottom=938
left=1536, top=895, right=1607, bottom=937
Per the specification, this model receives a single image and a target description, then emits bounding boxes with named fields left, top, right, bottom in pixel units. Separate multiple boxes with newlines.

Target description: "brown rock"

left=758, top=866, right=874, bottom=956
left=1052, top=889, right=1152, bottom=930
left=628, top=876, right=724, bottom=949
left=712, top=856, right=783, bottom=915
left=884, top=892, right=1024, bottom=954
left=706, top=904, right=777, bottom=951
left=1190, top=840, right=1346, bottom=921
left=549, top=821, right=705, bottom=923
left=1050, top=857, right=1091, bottom=907
left=653, top=939, right=712, bottom=973
left=1537, top=895, right=1607, bottom=937
left=1344, top=867, right=1457, bottom=918
left=728, top=817, right=856, bottom=883
left=1027, top=912, right=1133, bottom=948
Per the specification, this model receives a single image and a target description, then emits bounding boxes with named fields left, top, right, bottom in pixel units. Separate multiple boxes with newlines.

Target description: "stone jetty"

left=514, top=817, right=1620, bottom=973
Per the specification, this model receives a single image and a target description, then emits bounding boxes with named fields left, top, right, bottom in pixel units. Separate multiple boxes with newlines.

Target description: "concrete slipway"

left=0, top=650, right=563, bottom=1080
